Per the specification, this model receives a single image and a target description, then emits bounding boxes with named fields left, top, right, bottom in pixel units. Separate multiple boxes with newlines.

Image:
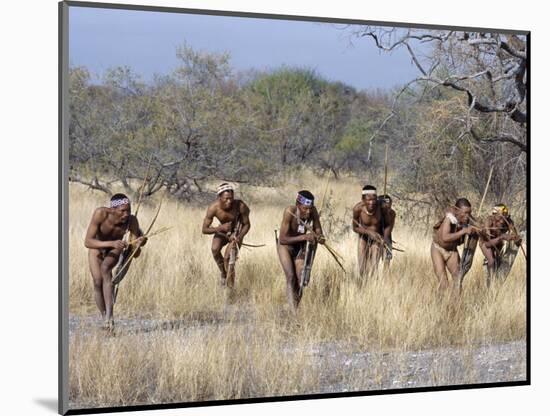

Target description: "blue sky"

left=69, top=6, right=421, bottom=91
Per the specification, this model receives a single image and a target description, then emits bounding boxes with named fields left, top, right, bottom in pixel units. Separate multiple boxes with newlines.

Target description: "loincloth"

left=98, top=248, right=108, bottom=259
left=359, top=234, right=375, bottom=244
left=98, top=246, right=127, bottom=261
left=288, top=242, right=306, bottom=260
left=358, top=234, right=384, bottom=249
left=432, top=241, right=458, bottom=262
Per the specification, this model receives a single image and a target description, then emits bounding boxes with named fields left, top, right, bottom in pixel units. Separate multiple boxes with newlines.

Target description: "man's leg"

left=367, top=242, right=382, bottom=279
left=357, top=236, right=369, bottom=279
left=431, top=243, right=449, bottom=292
left=277, top=244, right=299, bottom=312
left=383, top=241, right=392, bottom=270
left=493, top=246, right=504, bottom=280
left=211, top=236, right=229, bottom=285
left=100, top=249, right=123, bottom=329
left=479, top=242, right=496, bottom=288
left=294, top=257, right=306, bottom=307
left=224, top=241, right=238, bottom=288
left=446, top=251, right=462, bottom=297
left=88, top=249, right=106, bottom=318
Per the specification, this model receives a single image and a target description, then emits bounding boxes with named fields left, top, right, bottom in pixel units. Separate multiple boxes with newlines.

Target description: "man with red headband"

left=277, top=190, right=325, bottom=311
left=84, top=193, right=147, bottom=331
left=352, top=185, right=393, bottom=279
left=202, top=183, right=251, bottom=287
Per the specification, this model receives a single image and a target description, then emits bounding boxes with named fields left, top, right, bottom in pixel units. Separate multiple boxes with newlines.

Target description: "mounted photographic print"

left=59, top=1, right=530, bottom=414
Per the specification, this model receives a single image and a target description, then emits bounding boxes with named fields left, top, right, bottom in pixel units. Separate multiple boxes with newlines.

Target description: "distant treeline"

left=69, top=43, right=526, bottom=217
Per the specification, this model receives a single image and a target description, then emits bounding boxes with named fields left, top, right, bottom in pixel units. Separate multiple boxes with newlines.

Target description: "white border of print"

left=3, top=0, right=546, bottom=415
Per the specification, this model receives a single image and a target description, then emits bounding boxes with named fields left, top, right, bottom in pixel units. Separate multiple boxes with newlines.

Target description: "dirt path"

left=69, top=314, right=526, bottom=393
left=312, top=340, right=526, bottom=392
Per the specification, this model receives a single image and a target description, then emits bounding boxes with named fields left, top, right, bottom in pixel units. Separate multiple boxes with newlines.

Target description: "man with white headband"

left=478, top=203, right=521, bottom=286
left=84, top=193, right=147, bottom=331
left=202, top=183, right=251, bottom=288
left=277, top=190, right=325, bottom=311
left=352, top=185, right=392, bottom=279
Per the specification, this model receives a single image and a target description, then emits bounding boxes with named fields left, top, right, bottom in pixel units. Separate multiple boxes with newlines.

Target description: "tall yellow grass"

left=68, top=172, right=526, bottom=408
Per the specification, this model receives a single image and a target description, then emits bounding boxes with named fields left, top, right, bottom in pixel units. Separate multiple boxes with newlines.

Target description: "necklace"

left=363, top=206, right=374, bottom=216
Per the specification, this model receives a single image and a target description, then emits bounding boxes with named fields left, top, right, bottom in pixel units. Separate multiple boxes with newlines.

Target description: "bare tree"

left=353, top=27, right=527, bottom=152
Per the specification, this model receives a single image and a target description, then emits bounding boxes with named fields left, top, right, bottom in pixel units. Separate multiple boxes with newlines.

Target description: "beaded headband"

left=217, top=184, right=234, bottom=195
left=296, top=193, right=313, bottom=206
left=111, top=198, right=130, bottom=208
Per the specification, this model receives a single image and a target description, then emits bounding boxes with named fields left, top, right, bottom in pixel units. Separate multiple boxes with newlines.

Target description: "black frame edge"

left=59, top=1, right=70, bottom=415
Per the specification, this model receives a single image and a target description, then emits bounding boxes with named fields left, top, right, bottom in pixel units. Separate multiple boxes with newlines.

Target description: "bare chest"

left=215, top=205, right=239, bottom=225
left=97, top=219, right=128, bottom=241
left=289, top=216, right=310, bottom=236
left=359, top=208, right=382, bottom=229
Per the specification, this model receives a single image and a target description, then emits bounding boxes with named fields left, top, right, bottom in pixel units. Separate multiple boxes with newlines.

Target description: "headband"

left=492, top=205, right=509, bottom=217
left=296, top=193, right=313, bottom=207
left=362, top=189, right=376, bottom=195
left=110, top=198, right=130, bottom=208
left=217, top=184, right=234, bottom=195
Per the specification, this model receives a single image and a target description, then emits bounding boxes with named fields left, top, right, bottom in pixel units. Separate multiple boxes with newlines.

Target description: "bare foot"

left=103, top=318, right=115, bottom=333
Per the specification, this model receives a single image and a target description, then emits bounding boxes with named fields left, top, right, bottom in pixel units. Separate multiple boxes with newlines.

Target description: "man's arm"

left=129, top=215, right=147, bottom=246
left=236, top=201, right=251, bottom=242
left=352, top=205, right=365, bottom=235
left=382, top=209, right=395, bottom=244
left=507, top=218, right=523, bottom=245
left=440, top=217, right=472, bottom=243
left=279, top=208, right=315, bottom=245
left=481, top=218, right=517, bottom=248
left=202, top=205, right=217, bottom=235
left=312, top=207, right=325, bottom=244
left=84, top=208, right=125, bottom=250
left=352, top=205, right=384, bottom=243
left=482, top=234, right=509, bottom=248
left=202, top=204, right=232, bottom=235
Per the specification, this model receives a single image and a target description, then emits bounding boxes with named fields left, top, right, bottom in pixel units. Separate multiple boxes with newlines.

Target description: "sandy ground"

left=69, top=311, right=526, bottom=405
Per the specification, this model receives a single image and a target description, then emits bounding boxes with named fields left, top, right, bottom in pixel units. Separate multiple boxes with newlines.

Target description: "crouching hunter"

left=479, top=203, right=522, bottom=286
left=431, top=198, right=476, bottom=296
left=352, top=185, right=392, bottom=279
left=202, top=183, right=251, bottom=288
left=277, top=191, right=325, bottom=312
left=84, top=194, right=147, bottom=331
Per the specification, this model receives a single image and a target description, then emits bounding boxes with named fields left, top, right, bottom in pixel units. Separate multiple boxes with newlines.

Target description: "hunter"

left=84, top=193, right=147, bottom=331
left=431, top=198, right=475, bottom=295
left=479, top=203, right=522, bottom=286
left=378, top=194, right=396, bottom=268
left=202, top=183, right=251, bottom=287
left=352, top=185, right=392, bottom=278
left=277, top=190, right=325, bottom=311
